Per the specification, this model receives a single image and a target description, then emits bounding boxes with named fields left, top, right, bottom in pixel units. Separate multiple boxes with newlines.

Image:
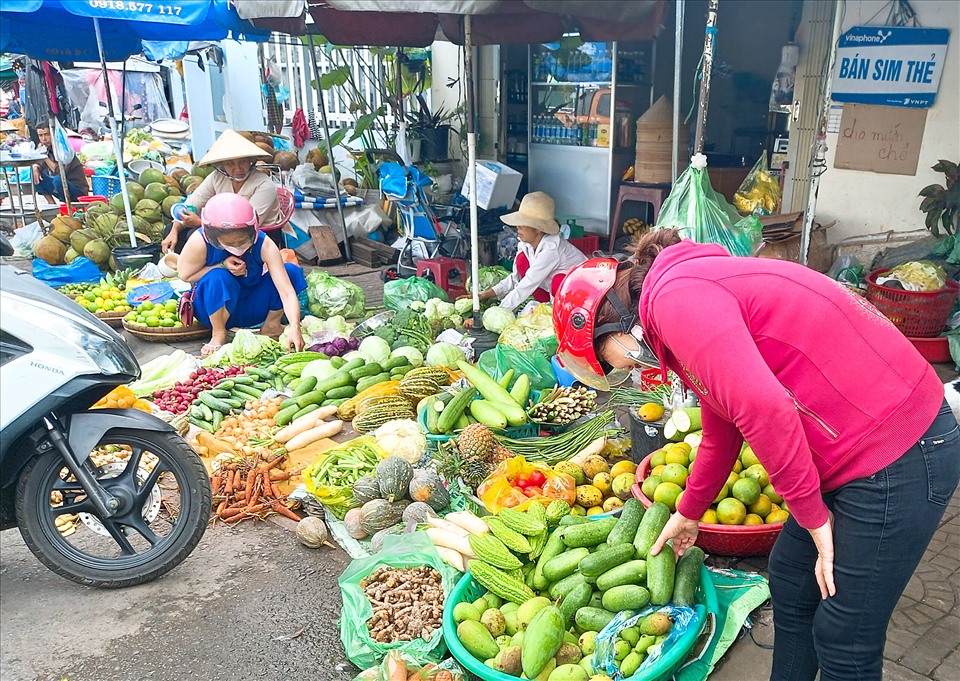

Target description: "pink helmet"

left=201, top=193, right=258, bottom=251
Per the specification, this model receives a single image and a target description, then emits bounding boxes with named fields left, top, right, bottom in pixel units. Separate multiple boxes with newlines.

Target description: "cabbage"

left=425, top=342, right=465, bottom=368
left=305, top=271, right=366, bottom=319
left=342, top=350, right=365, bottom=363
left=482, top=306, right=516, bottom=334
left=454, top=298, right=474, bottom=315
left=358, top=336, right=391, bottom=364
left=390, top=346, right=424, bottom=368
left=467, top=265, right=510, bottom=293
left=301, top=359, right=338, bottom=382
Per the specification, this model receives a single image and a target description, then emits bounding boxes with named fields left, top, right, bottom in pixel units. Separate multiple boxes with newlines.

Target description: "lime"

left=160, top=318, right=176, bottom=327
left=140, top=301, right=154, bottom=311
left=740, top=446, right=761, bottom=469
left=743, top=464, right=770, bottom=489
left=763, top=484, right=783, bottom=504
left=660, top=463, right=689, bottom=488
left=665, top=449, right=689, bottom=466
left=653, top=481, right=683, bottom=512
left=713, top=482, right=729, bottom=504
left=640, top=474, right=661, bottom=501
left=765, top=509, right=790, bottom=524
left=164, top=299, right=178, bottom=311
left=716, top=498, right=747, bottom=525
left=743, top=513, right=764, bottom=526
left=124, top=312, right=137, bottom=322
left=732, top=477, right=762, bottom=505
left=84, top=292, right=96, bottom=302
left=701, top=508, right=719, bottom=524
left=145, top=316, right=160, bottom=327
left=649, top=449, right=667, bottom=468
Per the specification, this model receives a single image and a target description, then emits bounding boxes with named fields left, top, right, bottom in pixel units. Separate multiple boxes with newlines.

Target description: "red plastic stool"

left=608, top=182, right=671, bottom=252
left=417, top=257, right=468, bottom=299
left=59, top=194, right=108, bottom=215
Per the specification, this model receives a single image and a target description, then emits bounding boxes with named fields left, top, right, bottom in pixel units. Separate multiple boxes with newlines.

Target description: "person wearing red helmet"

left=553, top=229, right=957, bottom=680
left=177, top=193, right=306, bottom=356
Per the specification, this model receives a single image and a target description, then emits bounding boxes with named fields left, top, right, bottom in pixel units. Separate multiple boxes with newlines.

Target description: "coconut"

left=273, top=150, right=299, bottom=171
left=180, top=175, right=203, bottom=191
left=305, top=147, right=328, bottom=170
left=135, top=198, right=162, bottom=222
left=83, top=239, right=110, bottom=265
left=253, top=133, right=274, bottom=149
left=50, top=215, right=82, bottom=243
left=144, top=182, right=168, bottom=204
left=35, top=235, right=67, bottom=264
left=70, top=229, right=93, bottom=253
left=170, top=168, right=189, bottom=181
left=126, top=182, right=145, bottom=205
left=167, top=185, right=183, bottom=197
left=185, top=181, right=202, bottom=195
left=163, top=174, right=180, bottom=189
left=255, top=142, right=275, bottom=160
left=238, top=130, right=256, bottom=143
left=63, top=247, right=79, bottom=264
left=138, top=168, right=165, bottom=187
left=108, top=193, right=127, bottom=215
left=191, top=163, right=212, bottom=179
left=161, top=196, right=184, bottom=219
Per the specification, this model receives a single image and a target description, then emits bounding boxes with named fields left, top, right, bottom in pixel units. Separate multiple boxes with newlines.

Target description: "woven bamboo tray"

left=94, top=310, right=127, bottom=328
left=122, top=320, right=210, bottom=342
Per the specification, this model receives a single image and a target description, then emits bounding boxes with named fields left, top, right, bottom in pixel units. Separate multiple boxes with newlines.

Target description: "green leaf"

left=947, top=236, right=960, bottom=265
left=327, top=127, right=349, bottom=149
left=299, top=35, right=329, bottom=48
left=918, top=184, right=943, bottom=197
left=317, top=66, right=350, bottom=91
left=926, top=210, right=942, bottom=236
left=348, top=108, right=384, bottom=142
left=920, top=196, right=943, bottom=212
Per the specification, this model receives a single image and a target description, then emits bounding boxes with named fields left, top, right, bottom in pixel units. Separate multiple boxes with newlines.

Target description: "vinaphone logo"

left=847, top=29, right=893, bottom=44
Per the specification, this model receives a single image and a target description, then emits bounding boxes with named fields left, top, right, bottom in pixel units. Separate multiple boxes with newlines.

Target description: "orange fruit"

left=640, top=475, right=661, bottom=501
left=660, top=463, right=689, bottom=488
left=649, top=449, right=667, bottom=468
left=700, top=508, right=719, bottom=524
left=610, top=461, right=637, bottom=479
left=665, top=449, right=690, bottom=466
left=743, top=464, right=770, bottom=488
left=732, top=478, right=761, bottom=505
left=651, top=464, right=666, bottom=477
left=716, top=498, right=747, bottom=525
left=763, top=484, right=783, bottom=504
left=748, top=494, right=773, bottom=519
left=765, top=509, right=790, bottom=524
left=653, top=481, right=683, bottom=512
left=743, top=513, right=764, bottom=526
left=637, top=403, right=665, bottom=422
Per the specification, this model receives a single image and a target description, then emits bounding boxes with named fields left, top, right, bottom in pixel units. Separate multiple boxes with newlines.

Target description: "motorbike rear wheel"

left=15, top=429, right=211, bottom=588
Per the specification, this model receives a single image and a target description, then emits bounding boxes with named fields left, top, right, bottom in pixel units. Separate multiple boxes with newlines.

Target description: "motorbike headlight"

left=3, top=295, right=140, bottom=377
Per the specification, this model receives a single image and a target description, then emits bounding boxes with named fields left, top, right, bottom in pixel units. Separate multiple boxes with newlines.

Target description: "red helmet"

left=553, top=257, right=654, bottom=390
left=201, top=193, right=258, bottom=251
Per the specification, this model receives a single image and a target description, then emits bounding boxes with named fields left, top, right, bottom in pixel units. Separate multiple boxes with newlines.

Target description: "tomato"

left=528, top=470, right=546, bottom=486
left=516, top=478, right=532, bottom=490
left=525, top=485, right=544, bottom=497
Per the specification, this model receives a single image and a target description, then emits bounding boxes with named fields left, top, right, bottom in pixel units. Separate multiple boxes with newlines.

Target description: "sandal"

left=200, top=342, right=223, bottom=357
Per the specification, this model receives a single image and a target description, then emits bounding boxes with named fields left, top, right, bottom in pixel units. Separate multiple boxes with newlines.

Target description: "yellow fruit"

left=576, top=485, right=603, bottom=508
left=763, top=484, right=783, bottom=504
left=651, top=464, right=665, bottom=477
left=726, top=472, right=740, bottom=489
left=743, top=513, right=764, bottom=526
left=660, top=463, right=689, bottom=488
left=713, top=483, right=730, bottom=504
left=637, top=403, right=665, bottom=422
left=732, top=459, right=743, bottom=474
left=688, top=446, right=698, bottom=462
left=602, top=496, right=624, bottom=512
left=581, top=455, right=610, bottom=480
left=670, top=442, right=692, bottom=455
left=612, top=473, right=635, bottom=500
left=649, top=449, right=667, bottom=468
left=653, top=482, right=683, bottom=512
left=610, top=461, right=637, bottom=479
left=640, top=475, right=661, bottom=501
left=570, top=504, right=587, bottom=516
left=701, top=508, right=719, bottom=524
left=742, top=464, right=770, bottom=488
left=593, top=472, right=613, bottom=497
left=716, top=498, right=747, bottom=525
left=587, top=506, right=606, bottom=517
left=740, top=446, right=760, bottom=469
left=555, top=461, right=587, bottom=486
left=731, top=478, right=761, bottom=505
left=765, top=509, right=790, bottom=524
left=664, top=449, right=689, bottom=466
left=748, top=494, right=773, bottom=519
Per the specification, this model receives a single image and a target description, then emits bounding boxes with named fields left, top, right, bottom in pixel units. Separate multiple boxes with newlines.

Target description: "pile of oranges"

left=92, top=385, right=152, bottom=413
left=74, top=285, right=133, bottom=316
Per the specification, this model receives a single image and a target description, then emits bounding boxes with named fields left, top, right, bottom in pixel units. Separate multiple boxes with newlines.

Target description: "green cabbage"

left=305, top=271, right=366, bottom=319
left=358, top=336, right=391, bottom=364
left=390, top=346, right=424, bottom=368
left=467, top=265, right=510, bottom=293
left=425, top=342, right=465, bottom=368
left=301, top=359, right=339, bottom=382
left=481, top=306, right=516, bottom=334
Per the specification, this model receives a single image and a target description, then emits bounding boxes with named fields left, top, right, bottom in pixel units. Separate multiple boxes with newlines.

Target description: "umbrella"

left=0, top=0, right=268, bottom=246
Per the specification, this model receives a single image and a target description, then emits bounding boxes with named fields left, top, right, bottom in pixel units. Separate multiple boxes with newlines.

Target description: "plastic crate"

left=90, top=175, right=122, bottom=198
left=866, top=268, right=959, bottom=338
left=569, top=235, right=601, bottom=256
left=633, top=454, right=783, bottom=557
left=639, top=367, right=669, bottom=392
left=443, top=563, right=718, bottom=681
left=418, top=400, right=539, bottom=443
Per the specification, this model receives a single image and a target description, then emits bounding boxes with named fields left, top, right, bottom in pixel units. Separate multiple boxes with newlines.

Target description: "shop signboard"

left=831, top=26, right=950, bottom=108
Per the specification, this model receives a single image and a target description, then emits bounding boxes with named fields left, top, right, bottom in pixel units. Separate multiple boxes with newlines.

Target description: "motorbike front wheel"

left=16, top=428, right=211, bottom=588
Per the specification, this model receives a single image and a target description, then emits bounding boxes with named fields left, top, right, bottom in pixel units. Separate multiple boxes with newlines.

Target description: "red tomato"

left=528, top=470, right=546, bottom=486
left=516, top=478, right=532, bottom=490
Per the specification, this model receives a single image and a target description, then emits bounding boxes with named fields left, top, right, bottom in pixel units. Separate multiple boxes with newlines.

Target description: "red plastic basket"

left=632, top=454, right=783, bottom=557
left=639, top=367, right=670, bottom=392
left=569, top=235, right=600, bottom=256
left=866, top=268, right=959, bottom=338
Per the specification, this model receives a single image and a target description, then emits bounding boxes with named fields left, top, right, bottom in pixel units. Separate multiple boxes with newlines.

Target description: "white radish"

left=444, top=511, right=489, bottom=535
left=435, top=546, right=465, bottom=572
left=425, top=514, right=469, bottom=537
left=425, top=527, right=475, bottom=558
left=284, top=419, right=344, bottom=451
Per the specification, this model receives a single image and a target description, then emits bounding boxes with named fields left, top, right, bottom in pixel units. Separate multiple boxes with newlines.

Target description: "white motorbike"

left=0, top=264, right=211, bottom=587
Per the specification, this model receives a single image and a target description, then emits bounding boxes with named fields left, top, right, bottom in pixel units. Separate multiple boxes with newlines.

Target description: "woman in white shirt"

left=480, top=192, right=587, bottom=311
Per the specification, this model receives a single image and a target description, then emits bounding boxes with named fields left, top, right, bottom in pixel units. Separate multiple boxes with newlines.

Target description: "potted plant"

left=408, top=95, right=452, bottom=162
left=920, top=160, right=960, bottom=263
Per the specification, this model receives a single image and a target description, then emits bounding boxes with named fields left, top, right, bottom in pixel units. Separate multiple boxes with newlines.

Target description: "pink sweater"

left=638, top=241, right=944, bottom=529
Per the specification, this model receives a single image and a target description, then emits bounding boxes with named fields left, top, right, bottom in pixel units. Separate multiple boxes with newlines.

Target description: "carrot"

left=268, top=469, right=291, bottom=481
left=247, top=474, right=262, bottom=509
left=284, top=420, right=344, bottom=451
left=257, top=455, right=286, bottom=473
left=215, top=500, right=227, bottom=515
left=220, top=503, right=266, bottom=520
left=223, top=472, right=235, bottom=495
left=270, top=501, right=301, bottom=522
left=243, top=468, right=255, bottom=501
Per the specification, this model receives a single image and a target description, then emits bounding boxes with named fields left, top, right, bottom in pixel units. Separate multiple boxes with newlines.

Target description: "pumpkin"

left=296, top=516, right=329, bottom=548
left=402, top=501, right=436, bottom=524
left=359, top=498, right=408, bottom=535
left=370, top=526, right=406, bottom=553
left=408, top=469, right=450, bottom=512
left=352, top=475, right=382, bottom=505
left=375, top=456, right=414, bottom=502
left=344, top=507, right=367, bottom=539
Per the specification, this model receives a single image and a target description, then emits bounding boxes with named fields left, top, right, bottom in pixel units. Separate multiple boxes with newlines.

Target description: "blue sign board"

left=832, top=26, right=950, bottom=108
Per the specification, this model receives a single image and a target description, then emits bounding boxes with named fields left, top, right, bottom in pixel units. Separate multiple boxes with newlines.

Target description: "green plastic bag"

left=478, top=340, right=558, bottom=391
left=383, top=277, right=449, bottom=312
left=655, top=156, right=762, bottom=257
left=338, top=531, right=461, bottom=670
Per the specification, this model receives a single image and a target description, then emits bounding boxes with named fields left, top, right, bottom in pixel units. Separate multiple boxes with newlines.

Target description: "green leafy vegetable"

left=305, top=271, right=366, bottom=319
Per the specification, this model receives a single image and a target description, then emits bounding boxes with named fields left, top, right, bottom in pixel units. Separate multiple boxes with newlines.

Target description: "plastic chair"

left=260, top=186, right=296, bottom=247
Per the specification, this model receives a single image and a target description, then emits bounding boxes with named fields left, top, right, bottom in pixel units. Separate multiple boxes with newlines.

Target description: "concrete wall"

left=815, top=0, right=960, bottom=245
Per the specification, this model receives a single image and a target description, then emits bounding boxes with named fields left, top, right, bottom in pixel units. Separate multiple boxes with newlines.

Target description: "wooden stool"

left=416, top=257, right=468, bottom=298
left=609, top=182, right=672, bottom=252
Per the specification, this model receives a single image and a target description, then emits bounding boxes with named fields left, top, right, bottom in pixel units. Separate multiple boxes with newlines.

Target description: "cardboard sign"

left=832, top=26, right=950, bottom=108
left=834, top=104, right=927, bottom=175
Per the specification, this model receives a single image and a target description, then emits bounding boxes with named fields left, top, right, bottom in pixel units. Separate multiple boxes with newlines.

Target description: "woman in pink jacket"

left=552, top=229, right=958, bottom=680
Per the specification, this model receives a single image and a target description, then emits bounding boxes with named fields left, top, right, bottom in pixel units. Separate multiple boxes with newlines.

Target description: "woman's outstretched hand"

left=649, top=512, right=700, bottom=559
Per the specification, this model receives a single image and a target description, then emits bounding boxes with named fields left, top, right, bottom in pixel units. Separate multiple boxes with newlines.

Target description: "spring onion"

left=495, top=411, right=621, bottom=465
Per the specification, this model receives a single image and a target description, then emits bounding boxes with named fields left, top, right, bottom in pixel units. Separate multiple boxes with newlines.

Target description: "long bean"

left=495, top=411, right=622, bottom=465
left=607, top=384, right=671, bottom=409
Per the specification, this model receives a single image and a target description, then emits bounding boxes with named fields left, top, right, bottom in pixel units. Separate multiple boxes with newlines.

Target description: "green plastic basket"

left=418, top=397, right=540, bottom=442
left=442, top=566, right=717, bottom=681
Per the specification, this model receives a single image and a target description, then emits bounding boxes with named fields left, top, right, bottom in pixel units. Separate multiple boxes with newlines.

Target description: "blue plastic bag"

left=31, top=256, right=103, bottom=287
left=594, top=605, right=700, bottom=680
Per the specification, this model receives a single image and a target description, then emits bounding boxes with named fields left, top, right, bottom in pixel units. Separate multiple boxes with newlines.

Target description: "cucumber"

left=321, top=398, right=349, bottom=408
left=230, top=375, right=255, bottom=386
left=222, top=397, right=244, bottom=410
left=216, top=379, right=235, bottom=391
left=274, top=403, right=300, bottom=426
left=437, top=387, right=478, bottom=434
left=294, top=389, right=327, bottom=409
left=548, top=571, right=588, bottom=600
left=558, top=582, right=592, bottom=629
left=533, top=528, right=567, bottom=591
left=211, top=409, right=223, bottom=431
left=542, top=547, right=590, bottom=583
left=355, top=372, right=391, bottom=394
left=498, top=368, right=515, bottom=390
left=454, top=414, right=470, bottom=430
left=314, top=372, right=353, bottom=394
left=672, top=546, right=706, bottom=607
left=509, top=373, right=531, bottom=407
left=252, top=381, right=271, bottom=391
left=325, top=385, right=357, bottom=400
left=279, top=397, right=297, bottom=411
left=424, top=396, right=442, bottom=434
left=634, top=502, right=671, bottom=559
left=340, top=358, right=365, bottom=373
left=574, top=607, right=616, bottom=633
left=291, top=403, right=320, bottom=422
left=208, top=389, right=232, bottom=399
left=588, top=591, right=604, bottom=609
left=197, top=392, right=233, bottom=414
left=646, top=542, right=677, bottom=606
left=558, top=515, right=591, bottom=527
left=349, top=363, right=383, bottom=381
left=481, top=399, right=527, bottom=427
left=381, top=357, right=409, bottom=371
left=390, top=365, right=414, bottom=379
left=468, top=399, right=508, bottom=430
left=330, top=356, right=346, bottom=369
left=606, top=498, right=645, bottom=547
left=601, top=585, right=651, bottom=612
left=198, top=403, right=214, bottom=422
left=293, top=376, right=318, bottom=397
left=189, top=406, right=205, bottom=420
left=246, top=367, right=275, bottom=381
left=596, top=560, right=647, bottom=591
left=578, top=543, right=636, bottom=582
left=456, top=360, right=518, bottom=406
left=188, top=417, right=215, bottom=433
left=561, top=518, right=617, bottom=548
left=232, top=385, right=262, bottom=401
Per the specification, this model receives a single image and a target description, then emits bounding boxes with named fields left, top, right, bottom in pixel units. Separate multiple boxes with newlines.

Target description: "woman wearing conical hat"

left=161, top=130, right=283, bottom=254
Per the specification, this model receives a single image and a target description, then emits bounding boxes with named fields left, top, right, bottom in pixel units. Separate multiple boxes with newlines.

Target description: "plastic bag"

left=338, top=532, right=460, bottom=670
left=498, top=303, right=555, bottom=351
left=655, top=154, right=761, bottom=257
left=594, top=604, right=701, bottom=679
left=306, top=270, right=366, bottom=319
left=733, top=155, right=781, bottom=216
left=31, top=256, right=103, bottom=286
left=466, top=265, right=510, bottom=293
left=53, top=118, right=76, bottom=165
left=383, top=277, right=449, bottom=312
left=477, top=455, right=576, bottom=513
left=478, top=342, right=558, bottom=391
left=352, top=650, right=465, bottom=681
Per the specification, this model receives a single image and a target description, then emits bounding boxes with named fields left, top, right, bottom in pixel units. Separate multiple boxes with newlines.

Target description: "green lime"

left=145, top=316, right=160, bottom=327
left=140, top=301, right=154, bottom=312
left=164, top=299, right=178, bottom=311
left=160, top=318, right=176, bottom=327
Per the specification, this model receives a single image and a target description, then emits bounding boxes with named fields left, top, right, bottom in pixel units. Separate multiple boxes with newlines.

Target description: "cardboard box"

left=755, top=221, right=834, bottom=273
left=460, top=160, right=523, bottom=210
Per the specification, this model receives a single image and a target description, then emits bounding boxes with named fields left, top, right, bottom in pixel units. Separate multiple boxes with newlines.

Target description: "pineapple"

left=432, top=438, right=493, bottom=491
left=457, top=424, right=495, bottom=464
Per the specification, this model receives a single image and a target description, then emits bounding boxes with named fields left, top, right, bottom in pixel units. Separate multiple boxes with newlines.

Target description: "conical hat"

left=199, top=129, right=273, bottom=166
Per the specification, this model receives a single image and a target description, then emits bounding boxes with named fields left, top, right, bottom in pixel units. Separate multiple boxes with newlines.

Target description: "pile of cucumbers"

left=188, top=367, right=281, bottom=433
